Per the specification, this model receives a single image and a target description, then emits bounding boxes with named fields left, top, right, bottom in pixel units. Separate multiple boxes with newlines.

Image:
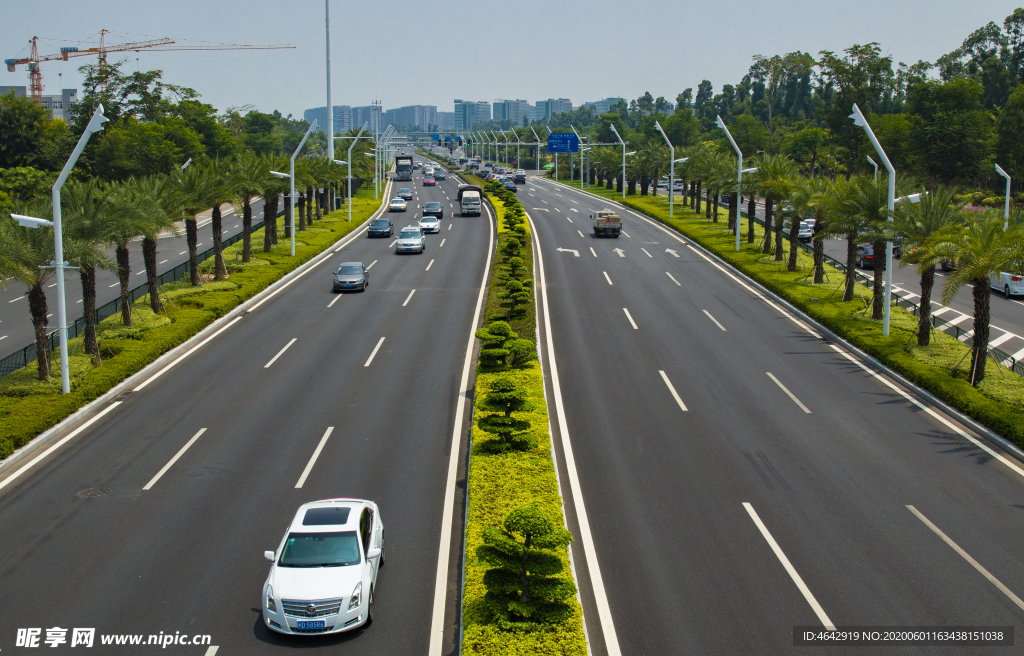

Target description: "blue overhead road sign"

left=432, top=134, right=440, bottom=140
left=547, top=133, right=580, bottom=153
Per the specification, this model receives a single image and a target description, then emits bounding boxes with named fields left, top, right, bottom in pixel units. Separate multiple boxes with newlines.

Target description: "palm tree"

left=1, top=201, right=56, bottom=379
left=201, top=157, right=237, bottom=280
left=789, top=176, right=836, bottom=281
left=262, top=153, right=290, bottom=249
left=233, top=151, right=269, bottom=263
left=294, top=158, right=315, bottom=231
left=705, top=151, right=735, bottom=224
left=891, top=186, right=961, bottom=346
left=106, top=179, right=149, bottom=326
left=62, top=180, right=118, bottom=359
left=593, top=148, right=618, bottom=190
left=170, top=162, right=219, bottom=286
left=825, top=176, right=870, bottom=302
left=928, top=210, right=1024, bottom=384
left=134, top=175, right=180, bottom=312
left=756, top=155, right=800, bottom=260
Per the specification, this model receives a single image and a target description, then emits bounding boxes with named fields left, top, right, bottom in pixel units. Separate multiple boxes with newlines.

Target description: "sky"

left=1, top=0, right=1020, bottom=119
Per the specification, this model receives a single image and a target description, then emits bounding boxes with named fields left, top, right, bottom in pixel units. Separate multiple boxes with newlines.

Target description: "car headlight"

left=266, top=585, right=277, bottom=612
left=348, top=582, right=362, bottom=610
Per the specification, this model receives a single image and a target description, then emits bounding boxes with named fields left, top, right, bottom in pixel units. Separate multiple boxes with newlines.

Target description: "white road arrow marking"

left=613, top=248, right=625, bottom=258
left=557, top=248, right=580, bottom=257
left=666, top=248, right=679, bottom=257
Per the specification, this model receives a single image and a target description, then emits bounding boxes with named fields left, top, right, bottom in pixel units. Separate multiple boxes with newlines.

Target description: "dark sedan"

left=367, top=218, right=393, bottom=238
left=423, top=201, right=444, bottom=219
left=332, top=262, right=369, bottom=292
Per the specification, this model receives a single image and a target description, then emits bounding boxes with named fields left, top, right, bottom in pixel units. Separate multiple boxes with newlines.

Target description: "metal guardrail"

left=0, top=215, right=273, bottom=379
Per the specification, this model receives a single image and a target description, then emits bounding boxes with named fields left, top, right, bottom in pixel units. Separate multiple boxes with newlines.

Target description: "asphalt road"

left=0, top=160, right=491, bottom=654
left=524, top=174, right=1024, bottom=655
left=0, top=200, right=267, bottom=361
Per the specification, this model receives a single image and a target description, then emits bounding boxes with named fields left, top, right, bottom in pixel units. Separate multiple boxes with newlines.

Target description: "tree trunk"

left=727, top=193, right=737, bottom=230
left=298, top=193, right=306, bottom=232
left=116, top=243, right=132, bottom=327
left=316, top=187, right=323, bottom=221
left=627, top=176, right=637, bottom=195
left=589, top=167, right=596, bottom=185
left=762, top=199, right=774, bottom=254
left=809, top=152, right=818, bottom=179
left=307, top=187, right=316, bottom=223
left=695, top=181, right=702, bottom=214
left=264, top=196, right=275, bottom=252
left=270, top=196, right=280, bottom=244
left=918, top=266, right=934, bottom=346
left=843, top=234, right=857, bottom=302
left=283, top=195, right=292, bottom=238
left=615, top=174, right=622, bottom=193
left=186, top=217, right=199, bottom=286
left=812, top=214, right=825, bottom=283
left=242, top=197, right=253, bottom=263
left=710, top=192, right=717, bottom=222
left=212, top=204, right=226, bottom=281
left=747, top=195, right=756, bottom=244
left=28, top=283, right=50, bottom=381
left=639, top=177, right=649, bottom=196
left=143, top=236, right=164, bottom=314
left=969, top=278, right=991, bottom=384
left=80, top=265, right=99, bottom=360
left=787, top=213, right=799, bottom=271
left=774, top=210, right=785, bottom=262
left=606, top=174, right=613, bottom=190
left=871, top=239, right=885, bottom=320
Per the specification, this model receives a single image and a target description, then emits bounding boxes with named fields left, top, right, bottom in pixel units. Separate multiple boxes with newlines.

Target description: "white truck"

left=458, top=185, right=482, bottom=216
left=592, top=209, right=622, bottom=237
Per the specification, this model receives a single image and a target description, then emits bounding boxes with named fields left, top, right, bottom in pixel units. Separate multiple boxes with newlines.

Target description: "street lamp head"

left=907, top=193, right=923, bottom=204
left=11, top=213, right=54, bottom=229
left=848, top=103, right=867, bottom=128
left=333, top=159, right=347, bottom=165
left=674, top=157, right=689, bottom=163
left=269, top=171, right=289, bottom=179
left=742, top=167, right=758, bottom=174
left=995, top=163, right=1009, bottom=178
left=715, top=115, right=727, bottom=130
left=363, top=152, right=374, bottom=157
left=181, top=157, right=192, bottom=172
left=625, top=151, right=637, bottom=157
left=85, top=104, right=108, bottom=135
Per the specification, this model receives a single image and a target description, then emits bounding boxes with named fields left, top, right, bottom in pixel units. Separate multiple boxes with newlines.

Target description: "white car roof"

left=289, top=499, right=367, bottom=533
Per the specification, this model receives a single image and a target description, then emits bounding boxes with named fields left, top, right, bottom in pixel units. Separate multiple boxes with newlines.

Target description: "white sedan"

left=418, top=215, right=441, bottom=233
left=262, top=499, right=384, bottom=635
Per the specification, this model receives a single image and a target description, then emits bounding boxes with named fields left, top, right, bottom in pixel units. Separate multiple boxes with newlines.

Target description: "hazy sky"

left=1, top=0, right=1019, bottom=118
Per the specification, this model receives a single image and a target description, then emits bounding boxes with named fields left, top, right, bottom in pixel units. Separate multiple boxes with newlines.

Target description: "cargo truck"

left=458, top=185, right=482, bottom=216
left=592, top=210, right=622, bottom=237
left=396, top=155, right=413, bottom=181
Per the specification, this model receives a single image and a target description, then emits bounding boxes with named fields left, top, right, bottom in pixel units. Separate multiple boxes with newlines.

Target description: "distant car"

left=484, top=161, right=492, bottom=168
left=397, top=188, right=413, bottom=201
left=434, top=169, right=447, bottom=180
left=367, top=218, right=393, bottom=238
left=423, top=177, right=436, bottom=186
left=413, top=162, right=422, bottom=170
left=332, top=262, right=369, bottom=292
left=396, top=226, right=425, bottom=254
left=262, top=498, right=384, bottom=635
left=388, top=198, right=407, bottom=212
left=503, top=179, right=517, bottom=192
left=797, top=220, right=814, bottom=242
left=418, top=214, right=441, bottom=233
left=856, top=244, right=883, bottom=269
left=423, top=201, right=444, bottom=219
left=514, top=170, right=526, bottom=184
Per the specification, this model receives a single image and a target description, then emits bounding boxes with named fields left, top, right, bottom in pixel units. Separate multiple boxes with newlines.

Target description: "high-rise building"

left=1, top=86, right=78, bottom=122
left=582, top=97, right=624, bottom=116
left=494, top=99, right=531, bottom=125
left=351, top=105, right=375, bottom=130
left=454, top=100, right=491, bottom=130
left=513, top=100, right=531, bottom=125
left=437, top=111, right=454, bottom=130
left=382, top=105, right=437, bottom=131
left=302, top=105, right=352, bottom=134
left=531, top=98, right=573, bottom=122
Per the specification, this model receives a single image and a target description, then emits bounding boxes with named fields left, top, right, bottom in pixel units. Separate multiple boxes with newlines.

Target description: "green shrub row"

left=555, top=180, right=1024, bottom=448
left=0, top=193, right=385, bottom=460
left=461, top=175, right=588, bottom=655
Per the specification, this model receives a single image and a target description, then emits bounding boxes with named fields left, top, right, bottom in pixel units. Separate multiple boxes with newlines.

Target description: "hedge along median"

left=550, top=178, right=1024, bottom=449
left=0, top=187, right=387, bottom=461
left=461, top=174, right=588, bottom=656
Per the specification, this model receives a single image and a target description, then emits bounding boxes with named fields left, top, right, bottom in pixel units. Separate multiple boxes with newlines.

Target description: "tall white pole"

left=610, top=123, right=626, bottom=199
left=996, top=163, right=1011, bottom=230
left=530, top=126, right=541, bottom=173
left=655, top=121, right=674, bottom=218
left=867, top=155, right=878, bottom=182
left=289, top=119, right=317, bottom=256
left=850, top=103, right=895, bottom=336
left=325, top=0, right=333, bottom=160
left=715, top=116, right=743, bottom=250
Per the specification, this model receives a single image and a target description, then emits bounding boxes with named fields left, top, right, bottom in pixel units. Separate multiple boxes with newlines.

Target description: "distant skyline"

left=1, top=0, right=1018, bottom=120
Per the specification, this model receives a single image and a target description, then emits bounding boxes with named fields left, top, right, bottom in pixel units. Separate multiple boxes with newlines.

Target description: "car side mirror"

left=264, top=550, right=276, bottom=562
left=366, top=547, right=381, bottom=560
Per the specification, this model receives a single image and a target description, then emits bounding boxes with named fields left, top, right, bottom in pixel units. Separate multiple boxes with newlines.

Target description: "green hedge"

left=0, top=191, right=384, bottom=460
left=462, top=183, right=587, bottom=655
left=555, top=180, right=1024, bottom=448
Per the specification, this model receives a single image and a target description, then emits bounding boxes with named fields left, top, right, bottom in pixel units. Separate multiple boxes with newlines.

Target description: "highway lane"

left=524, top=174, right=1024, bottom=655
left=0, top=199, right=267, bottom=361
left=0, top=165, right=490, bottom=654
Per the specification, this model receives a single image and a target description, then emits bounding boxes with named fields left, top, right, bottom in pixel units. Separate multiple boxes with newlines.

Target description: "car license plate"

left=297, top=620, right=325, bottom=630
left=343, top=284, right=352, bottom=288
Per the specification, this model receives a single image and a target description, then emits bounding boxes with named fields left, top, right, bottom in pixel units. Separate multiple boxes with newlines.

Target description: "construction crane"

left=5, top=30, right=295, bottom=105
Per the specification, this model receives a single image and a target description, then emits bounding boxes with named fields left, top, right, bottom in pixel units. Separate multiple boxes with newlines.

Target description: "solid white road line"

left=0, top=401, right=123, bottom=493
left=907, top=505, right=1024, bottom=611
left=766, top=372, right=811, bottom=413
left=623, top=308, right=638, bottom=329
left=327, top=295, right=342, bottom=308
left=590, top=247, right=597, bottom=257
left=108, top=282, right=119, bottom=288
left=364, top=337, right=385, bottom=367
left=659, top=370, right=688, bottom=411
left=666, top=272, right=681, bottom=286
left=159, top=259, right=168, bottom=265
left=204, top=647, right=219, bottom=656
left=527, top=210, right=622, bottom=656
left=143, top=428, right=207, bottom=490
left=428, top=195, right=495, bottom=656
left=703, top=309, right=727, bottom=331
left=743, top=502, right=836, bottom=630
left=7, top=296, right=23, bottom=303
left=603, top=271, right=613, bottom=286
left=295, top=427, right=334, bottom=489
left=264, top=338, right=297, bottom=369
left=135, top=317, right=243, bottom=391
left=426, top=259, right=435, bottom=271
left=366, top=260, right=377, bottom=270
left=403, top=289, right=416, bottom=306
left=440, top=239, right=446, bottom=248
left=830, top=344, right=1024, bottom=480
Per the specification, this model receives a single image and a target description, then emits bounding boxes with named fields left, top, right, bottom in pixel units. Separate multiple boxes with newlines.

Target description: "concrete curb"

left=0, top=185, right=391, bottom=481
left=536, top=177, right=1024, bottom=467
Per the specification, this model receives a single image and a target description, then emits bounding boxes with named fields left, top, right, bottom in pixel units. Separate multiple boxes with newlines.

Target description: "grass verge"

left=0, top=187, right=384, bottom=460
left=461, top=179, right=588, bottom=655
left=552, top=178, right=1024, bottom=447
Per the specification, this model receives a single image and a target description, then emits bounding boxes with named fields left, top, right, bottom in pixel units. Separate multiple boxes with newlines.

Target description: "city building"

left=531, top=98, right=573, bottom=122
left=1, top=85, right=78, bottom=122
left=454, top=100, right=491, bottom=130
left=302, top=105, right=352, bottom=134
left=583, top=97, right=624, bottom=115
left=382, top=105, right=437, bottom=131
left=351, top=105, right=375, bottom=131
left=493, top=99, right=531, bottom=125
left=436, top=111, right=454, bottom=130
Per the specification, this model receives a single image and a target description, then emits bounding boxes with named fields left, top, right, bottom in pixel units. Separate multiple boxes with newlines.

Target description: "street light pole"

left=325, top=0, right=334, bottom=160
left=286, top=119, right=318, bottom=256
left=850, top=103, right=896, bottom=336
left=571, top=125, right=584, bottom=189
left=867, top=155, right=878, bottom=182
left=655, top=121, right=675, bottom=217
left=609, top=123, right=627, bottom=199
left=996, top=163, right=1012, bottom=230
left=530, top=126, right=541, bottom=173
left=715, top=115, right=745, bottom=250
left=347, top=122, right=367, bottom=222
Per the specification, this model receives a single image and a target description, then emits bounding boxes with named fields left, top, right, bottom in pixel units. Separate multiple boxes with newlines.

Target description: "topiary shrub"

left=478, top=506, right=576, bottom=630
left=499, top=279, right=531, bottom=315
left=476, top=375, right=536, bottom=451
left=476, top=321, right=516, bottom=367
left=502, top=237, right=522, bottom=258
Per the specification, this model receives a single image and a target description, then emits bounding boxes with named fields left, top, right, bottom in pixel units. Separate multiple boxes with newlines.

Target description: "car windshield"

left=400, top=230, right=420, bottom=239
left=399, top=189, right=410, bottom=194
left=371, top=220, right=389, bottom=227
left=278, top=531, right=360, bottom=567
left=420, top=217, right=436, bottom=222
left=391, top=199, right=404, bottom=204
left=337, top=266, right=362, bottom=275
left=425, top=203, right=440, bottom=209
